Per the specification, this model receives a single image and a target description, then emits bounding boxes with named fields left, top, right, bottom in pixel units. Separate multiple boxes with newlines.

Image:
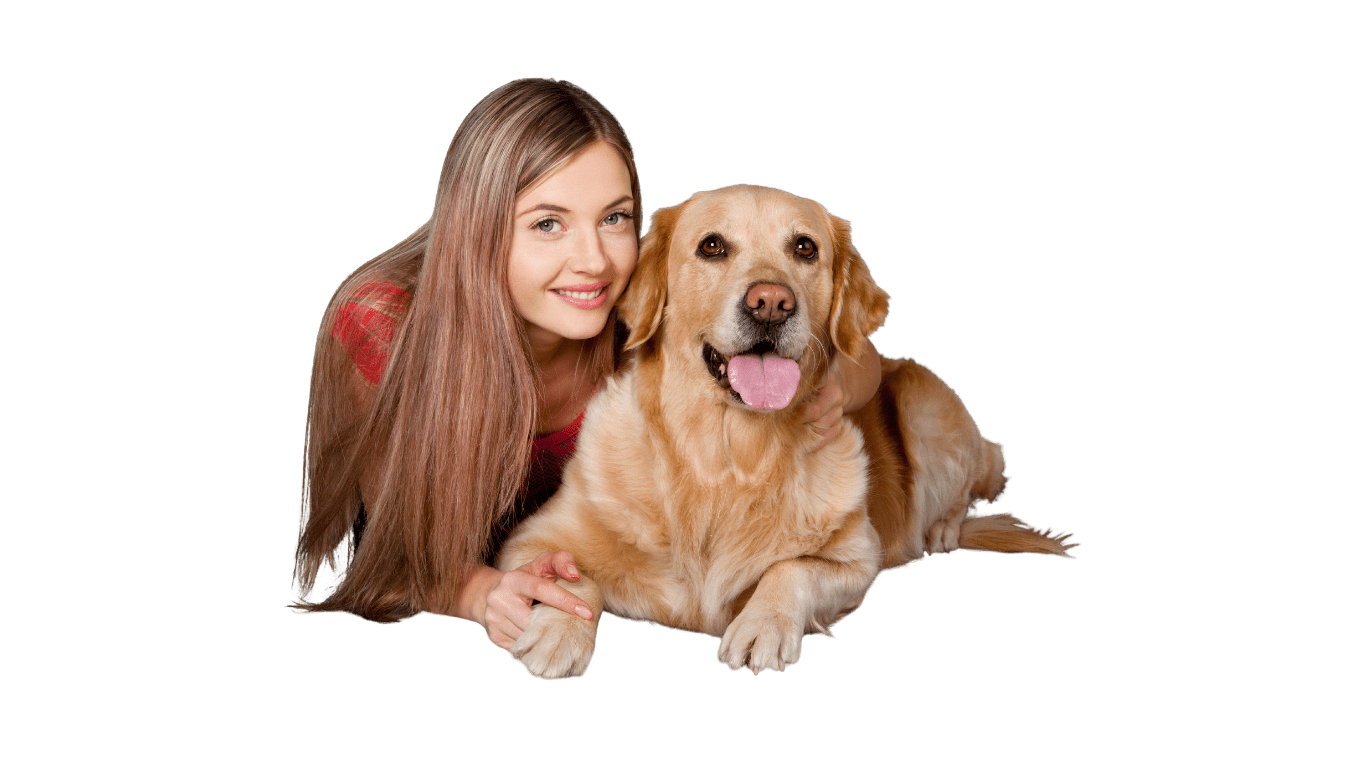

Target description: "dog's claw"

left=719, top=610, right=803, bottom=674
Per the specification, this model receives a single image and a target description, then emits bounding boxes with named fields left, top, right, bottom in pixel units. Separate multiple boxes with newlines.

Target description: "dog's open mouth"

left=702, top=342, right=802, bottom=410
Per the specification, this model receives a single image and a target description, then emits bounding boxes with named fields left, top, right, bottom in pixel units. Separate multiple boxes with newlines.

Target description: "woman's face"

left=507, top=141, right=637, bottom=353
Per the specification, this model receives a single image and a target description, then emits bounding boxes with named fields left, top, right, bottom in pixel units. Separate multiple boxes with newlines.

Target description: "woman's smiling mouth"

left=551, top=282, right=609, bottom=309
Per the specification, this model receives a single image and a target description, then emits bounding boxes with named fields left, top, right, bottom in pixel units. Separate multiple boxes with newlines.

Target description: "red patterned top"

left=330, top=281, right=410, bottom=385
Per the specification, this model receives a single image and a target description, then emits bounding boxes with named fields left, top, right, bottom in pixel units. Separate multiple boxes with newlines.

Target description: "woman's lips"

left=551, top=282, right=609, bottom=310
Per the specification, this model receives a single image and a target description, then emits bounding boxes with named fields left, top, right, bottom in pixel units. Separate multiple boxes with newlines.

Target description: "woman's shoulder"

left=352, top=279, right=409, bottom=300
left=330, top=280, right=412, bottom=384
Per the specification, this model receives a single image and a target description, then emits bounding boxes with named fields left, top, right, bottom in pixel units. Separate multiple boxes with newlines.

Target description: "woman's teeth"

left=554, top=288, right=604, bottom=300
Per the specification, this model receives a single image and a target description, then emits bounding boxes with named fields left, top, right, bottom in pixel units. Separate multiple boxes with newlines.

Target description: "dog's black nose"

left=746, top=282, right=796, bottom=324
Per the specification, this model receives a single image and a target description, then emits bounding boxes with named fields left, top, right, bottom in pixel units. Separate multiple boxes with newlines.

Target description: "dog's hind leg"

left=927, top=438, right=1002, bottom=553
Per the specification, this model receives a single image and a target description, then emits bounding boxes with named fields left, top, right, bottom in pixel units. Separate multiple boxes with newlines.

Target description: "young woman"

left=293, top=78, right=882, bottom=651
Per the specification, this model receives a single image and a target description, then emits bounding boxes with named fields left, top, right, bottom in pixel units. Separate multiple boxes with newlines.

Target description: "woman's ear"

left=827, top=214, right=889, bottom=360
left=618, top=203, right=682, bottom=351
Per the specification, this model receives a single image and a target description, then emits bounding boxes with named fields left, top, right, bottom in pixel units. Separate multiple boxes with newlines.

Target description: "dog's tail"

left=959, top=514, right=1076, bottom=556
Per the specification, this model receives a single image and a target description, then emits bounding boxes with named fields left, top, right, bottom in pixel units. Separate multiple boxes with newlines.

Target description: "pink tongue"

left=726, top=353, right=801, bottom=410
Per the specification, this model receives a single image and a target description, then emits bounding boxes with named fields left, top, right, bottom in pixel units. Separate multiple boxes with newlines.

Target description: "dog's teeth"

left=719, top=363, right=726, bottom=375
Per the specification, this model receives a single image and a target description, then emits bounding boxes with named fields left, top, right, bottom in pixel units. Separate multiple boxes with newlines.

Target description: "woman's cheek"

left=619, top=239, right=640, bottom=281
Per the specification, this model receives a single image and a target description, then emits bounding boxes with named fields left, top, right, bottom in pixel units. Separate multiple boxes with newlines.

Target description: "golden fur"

left=497, top=185, right=1073, bottom=677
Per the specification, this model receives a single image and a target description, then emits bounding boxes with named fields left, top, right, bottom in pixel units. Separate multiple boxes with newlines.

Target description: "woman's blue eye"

left=535, top=219, right=557, bottom=232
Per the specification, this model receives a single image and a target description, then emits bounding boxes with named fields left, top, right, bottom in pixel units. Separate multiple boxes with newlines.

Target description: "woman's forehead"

left=517, top=142, right=632, bottom=212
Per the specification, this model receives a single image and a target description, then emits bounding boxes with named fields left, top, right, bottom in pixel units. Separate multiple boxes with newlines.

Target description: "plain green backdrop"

left=5, top=2, right=1362, bottom=766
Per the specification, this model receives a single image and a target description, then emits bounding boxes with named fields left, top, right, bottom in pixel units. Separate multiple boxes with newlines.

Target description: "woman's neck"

left=527, top=331, right=575, bottom=371
left=528, top=332, right=593, bottom=434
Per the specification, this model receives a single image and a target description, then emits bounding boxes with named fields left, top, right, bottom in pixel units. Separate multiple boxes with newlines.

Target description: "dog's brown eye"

left=794, top=236, right=817, bottom=261
left=698, top=235, right=726, bottom=259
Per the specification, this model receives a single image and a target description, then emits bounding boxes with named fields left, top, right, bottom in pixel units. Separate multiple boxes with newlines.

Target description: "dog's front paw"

left=718, top=610, right=803, bottom=674
left=509, top=603, right=597, bottom=679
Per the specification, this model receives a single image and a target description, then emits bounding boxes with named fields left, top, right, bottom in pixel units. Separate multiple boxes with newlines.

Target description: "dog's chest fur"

left=553, top=362, right=871, bottom=634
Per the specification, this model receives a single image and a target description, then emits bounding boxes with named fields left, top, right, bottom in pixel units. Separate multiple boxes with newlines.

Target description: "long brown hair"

left=294, top=79, right=642, bottom=622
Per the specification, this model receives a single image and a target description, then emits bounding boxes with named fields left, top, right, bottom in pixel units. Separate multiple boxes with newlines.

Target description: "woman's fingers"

left=811, top=415, right=842, bottom=450
left=806, top=386, right=843, bottom=433
left=804, top=368, right=844, bottom=426
left=485, top=608, right=522, bottom=648
left=799, top=359, right=857, bottom=451
left=488, top=626, right=516, bottom=650
left=488, top=564, right=592, bottom=634
left=526, top=575, right=593, bottom=620
left=486, top=580, right=534, bottom=631
left=548, top=550, right=581, bottom=581
left=805, top=372, right=846, bottom=450
left=484, top=551, right=594, bottom=648
left=484, top=553, right=594, bottom=649
left=514, top=552, right=592, bottom=619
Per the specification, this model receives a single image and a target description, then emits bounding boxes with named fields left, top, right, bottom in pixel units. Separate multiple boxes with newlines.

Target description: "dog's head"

left=618, top=185, right=889, bottom=413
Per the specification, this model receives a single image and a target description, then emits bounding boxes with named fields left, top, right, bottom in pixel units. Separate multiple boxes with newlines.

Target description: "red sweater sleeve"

left=329, top=281, right=411, bottom=384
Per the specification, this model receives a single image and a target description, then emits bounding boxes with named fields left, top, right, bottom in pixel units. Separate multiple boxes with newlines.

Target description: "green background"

left=5, top=0, right=1360, bottom=759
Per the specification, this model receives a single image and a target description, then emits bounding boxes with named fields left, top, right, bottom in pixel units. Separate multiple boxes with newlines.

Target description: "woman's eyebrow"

left=600, top=195, right=633, bottom=211
left=517, top=202, right=570, bottom=218
left=518, top=196, right=634, bottom=219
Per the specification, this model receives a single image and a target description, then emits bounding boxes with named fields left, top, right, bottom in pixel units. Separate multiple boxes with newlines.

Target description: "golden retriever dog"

left=496, top=185, right=1073, bottom=677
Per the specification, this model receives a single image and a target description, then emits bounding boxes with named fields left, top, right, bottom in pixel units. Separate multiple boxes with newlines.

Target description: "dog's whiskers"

left=802, top=329, right=831, bottom=370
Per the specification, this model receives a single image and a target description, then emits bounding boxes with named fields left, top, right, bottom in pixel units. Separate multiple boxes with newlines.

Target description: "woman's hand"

left=804, top=357, right=851, bottom=450
left=802, top=340, right=882, bottom=450
left=476, top=551, right=594, bottom=650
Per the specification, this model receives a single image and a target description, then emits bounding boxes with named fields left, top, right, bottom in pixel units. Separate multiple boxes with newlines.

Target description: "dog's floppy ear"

left=827, top=214, right=890, bottom=360
left=618, top=203, right=682, bottom=351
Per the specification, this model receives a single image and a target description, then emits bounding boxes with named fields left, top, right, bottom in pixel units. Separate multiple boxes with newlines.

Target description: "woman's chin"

left=522, top=311, right=612, bottom=346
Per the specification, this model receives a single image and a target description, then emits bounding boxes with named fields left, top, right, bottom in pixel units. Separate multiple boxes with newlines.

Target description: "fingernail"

left=568, top=568, right=580, bottom=580
left=576, top=606, right=592, bottom=619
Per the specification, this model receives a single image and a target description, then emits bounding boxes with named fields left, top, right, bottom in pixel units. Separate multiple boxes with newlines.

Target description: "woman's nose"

left=570, top=231, right=609, bottom=274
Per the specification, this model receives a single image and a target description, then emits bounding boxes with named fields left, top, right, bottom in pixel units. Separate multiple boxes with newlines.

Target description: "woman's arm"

left=838, top=338, right=883, bottom=412
left=803, top=338, right=882, bottom=448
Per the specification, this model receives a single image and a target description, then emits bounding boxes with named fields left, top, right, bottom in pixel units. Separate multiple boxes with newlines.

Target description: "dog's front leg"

left=508, top=574, right=604, bottom=679
left=719, top=520, right=880, bottom=674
